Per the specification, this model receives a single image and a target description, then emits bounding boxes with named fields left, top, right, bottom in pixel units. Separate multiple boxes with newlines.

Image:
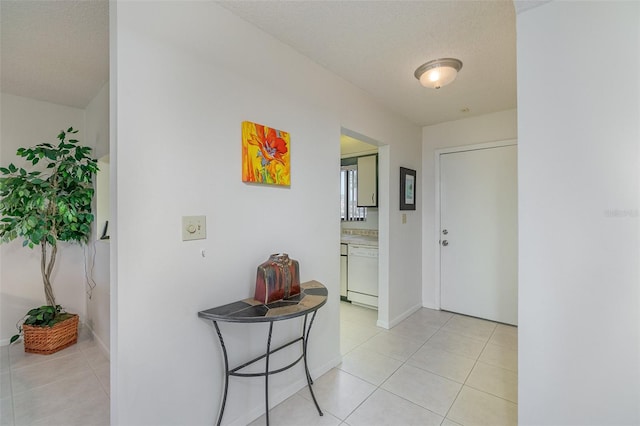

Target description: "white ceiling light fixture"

left=414, top=58, right=463, bottom=89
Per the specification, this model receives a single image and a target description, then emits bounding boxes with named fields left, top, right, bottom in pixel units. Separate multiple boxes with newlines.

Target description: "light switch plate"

left=182, top=216, right=206, bottom=241
left=402, top=213, right=407, bottom=224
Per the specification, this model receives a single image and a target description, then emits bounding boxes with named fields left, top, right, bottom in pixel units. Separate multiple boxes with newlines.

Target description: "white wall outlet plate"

left=182, top=216, right=206, bottom=241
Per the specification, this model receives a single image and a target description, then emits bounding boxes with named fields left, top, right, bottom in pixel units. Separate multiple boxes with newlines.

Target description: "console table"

left=198, top=280, right=328, bottom=426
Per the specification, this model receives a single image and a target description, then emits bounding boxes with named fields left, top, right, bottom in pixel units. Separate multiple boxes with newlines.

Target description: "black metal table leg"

left=301, top=315, right=313, bottom=386
left=211, top=314, right=323, bottom=425
left=198, top=281, right=328, bottom=426
left=213, top=321, right=230, bottom=426
left=303, top=311, right=323, bottom=416
left=265, top=322, right=274, bottom=426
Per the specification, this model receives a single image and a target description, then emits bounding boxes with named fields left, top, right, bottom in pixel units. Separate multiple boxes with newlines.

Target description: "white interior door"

left=440, top=145, right=518, bottom=325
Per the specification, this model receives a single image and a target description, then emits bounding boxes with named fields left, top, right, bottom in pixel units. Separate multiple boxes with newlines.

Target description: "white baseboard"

left=380, top=303, right=423, bottom=329
left=376, top=318, right=390, bottom=329
left=83, top=322, right=110, bottom=360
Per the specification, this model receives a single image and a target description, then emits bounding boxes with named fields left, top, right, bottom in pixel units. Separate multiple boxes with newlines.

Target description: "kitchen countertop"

left=340, top=234, right=378, bottom=247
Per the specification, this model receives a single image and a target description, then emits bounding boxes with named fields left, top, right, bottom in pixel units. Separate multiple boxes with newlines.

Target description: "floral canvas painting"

left=242, top=121, right=291, bottom=186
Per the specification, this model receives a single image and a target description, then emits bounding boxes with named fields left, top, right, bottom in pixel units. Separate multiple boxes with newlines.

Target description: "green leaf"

left=10, top=335, right=20, bottom=344
left=1, top=127, right=97, bottom=282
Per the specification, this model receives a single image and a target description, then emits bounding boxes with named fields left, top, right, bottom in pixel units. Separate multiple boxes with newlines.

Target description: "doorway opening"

left=339, top=128, right=390, bottom=335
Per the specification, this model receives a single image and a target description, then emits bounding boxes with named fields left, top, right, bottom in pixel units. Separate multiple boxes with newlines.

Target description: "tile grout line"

left=8, top=337, right=110, bottom=426
left=9, top=358, right=15, bottom=426
left=339, top=304, right=416, bottom=422
left=440, top=321, right=499, bottom=423
left=9, top=357, right=93, bottom=398
left=337, top=308, right=388, bottom=422
left=81, top=344, right=111, bottom=398
left=345, top=309, right=458, bottom=424
left=462, top=323, right=518, bottom=404
left=339, top=316, right=385, bottom=357
left=386, top=312, right=513, bottom=424
left=462, top=381, right=518, bottom=406
left=6, top=345, right=15, bottom=426
left=339, top=304, right=518, bottom=426
left=338, top=336, right=444, bottom=424
left=427, top=311, right=466, bottom=425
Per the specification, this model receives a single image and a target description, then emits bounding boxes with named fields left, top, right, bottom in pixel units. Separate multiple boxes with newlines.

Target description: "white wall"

left=421, top=109, right=517, bottom=308
left=517, top=2, right=639, bottom=424
left=85, top=83, right=110, bottom=355
left=0, top=93, right=87, bottom=343
left=113, top=2, right=421, bottom=425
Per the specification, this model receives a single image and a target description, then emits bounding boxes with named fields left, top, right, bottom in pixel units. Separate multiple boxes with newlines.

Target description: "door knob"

left=442, top=240, right=449, bottom=246
left=442, top=229, right=448, bottom=235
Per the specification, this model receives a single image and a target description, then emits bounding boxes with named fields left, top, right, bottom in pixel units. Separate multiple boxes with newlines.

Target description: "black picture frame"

left=400, top=167, right=416, bottom=210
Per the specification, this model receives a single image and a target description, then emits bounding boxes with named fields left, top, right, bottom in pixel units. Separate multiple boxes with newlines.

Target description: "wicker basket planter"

left=23, top=314, right=79, bottom=355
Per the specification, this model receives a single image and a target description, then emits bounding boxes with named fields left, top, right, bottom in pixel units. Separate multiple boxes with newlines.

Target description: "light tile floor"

left=251, top=302, right=518, bottom=426
left=1, top=303, right=517, bottom=426
left=1, top=326, right=110, bottom=426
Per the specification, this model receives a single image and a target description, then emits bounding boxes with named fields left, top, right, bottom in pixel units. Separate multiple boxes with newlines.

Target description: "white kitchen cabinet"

left=357, top=155, right=377, bottom=207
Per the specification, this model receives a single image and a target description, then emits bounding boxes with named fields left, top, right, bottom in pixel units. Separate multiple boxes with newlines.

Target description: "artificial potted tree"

left=0, top=127, right=98, bottom=354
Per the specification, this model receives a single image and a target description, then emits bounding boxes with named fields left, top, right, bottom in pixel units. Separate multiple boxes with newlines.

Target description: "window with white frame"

left=340, top=164, right=367, bottom=221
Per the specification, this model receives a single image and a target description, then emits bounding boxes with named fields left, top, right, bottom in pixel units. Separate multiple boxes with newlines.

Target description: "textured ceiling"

left=218, top=0, right=517, bottom=127
left=0, top=0, right=109, bottom=109
left=0, top=1, right=516, bottom=127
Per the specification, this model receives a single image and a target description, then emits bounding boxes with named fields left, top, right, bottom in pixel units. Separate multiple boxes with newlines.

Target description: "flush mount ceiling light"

left=414, top=58, right=463, bottom=89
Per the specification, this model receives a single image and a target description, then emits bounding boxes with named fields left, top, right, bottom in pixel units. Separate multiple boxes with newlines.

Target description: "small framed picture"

left=400, top=167, right=416, bottom=210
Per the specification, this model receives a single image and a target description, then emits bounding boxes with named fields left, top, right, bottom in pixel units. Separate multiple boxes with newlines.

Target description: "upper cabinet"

left=357, top=155, right=377, bottom=207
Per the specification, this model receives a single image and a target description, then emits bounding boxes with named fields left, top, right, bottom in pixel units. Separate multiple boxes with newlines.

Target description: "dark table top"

left=198, top=280, right=328, bottom=323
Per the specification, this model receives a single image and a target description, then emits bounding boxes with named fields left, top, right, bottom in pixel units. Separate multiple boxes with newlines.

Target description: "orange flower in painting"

left=242, top=121, right=291, bottom=185
left=252, top=123, right=288, bottom=166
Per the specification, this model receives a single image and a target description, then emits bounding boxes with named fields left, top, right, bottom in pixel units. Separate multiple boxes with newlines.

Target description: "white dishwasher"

left=347, top=244, right=378, bottom=309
